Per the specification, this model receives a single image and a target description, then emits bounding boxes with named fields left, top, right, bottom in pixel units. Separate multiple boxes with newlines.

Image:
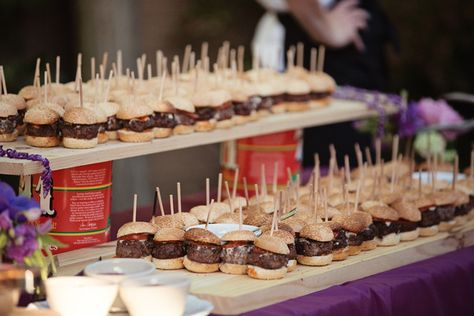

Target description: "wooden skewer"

left=365, top=147, right=373, bottom=167
left=237, top=46, right=244, bottom=74
left=317, top=45, right=325, bottom=72
left=101, top=52, right=108, bottom=75
left=217, top=172, right=223, bottom=203
left=43, top=71, right=48, bottom=103
left=91, top=57, right=96, bottom=81
left=156, top=187, right=165, bottom=217
left=117, top=50, right=123, bottom=76
left=177, top=182, right=182, bottom=214
left=261, top=164, right=268, bottom=198
left=232, top=168, right=239, bottom=199
left=206, top=178, right=210, bottom=206
left=182, top=44, right=192, bottom=74
left=323, top=188, right=328, bottom=221
left=452, top=154, right=458, bottom=191
left=132, top=193, right=138, bottom=222
left=392, top=135, right=399, bottom=163
left=254, top=184, right=260, bottom=209
left=353, top=179, right=361, bottom=214
left=170, top=194, right=175, bottom=227
left=0, top=66, right=7, bottom=95
left=296, top=42, right=304, bottom=68
left=238, top=199, right=243, bottom=231
left=432, top=154, right=438, bottom=192
left=329, top=144, right=338, bottom=170
left=225, top=181, right=233, bottom=211
left=375, top=138, right=382, bottom=167
left=344, top=155, right=351, bottom=185
left=243, top=177, right=250, bottom=205
left=270, top=199, right=278, bottom=236
left=147, top=64, right=152, bottom=80
left=272, top=161, right=279, bottom=194
left=310, top=48, right=317, bottom=73
left=205, top=199, right=215, bottom=230
left=201, top=42, right=208, bottom=64
left=55, top=56, right=61, bottom=84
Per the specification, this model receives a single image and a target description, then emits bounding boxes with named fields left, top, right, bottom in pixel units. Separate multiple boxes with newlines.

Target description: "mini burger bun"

left=216, top=119, right=234, bottom=129
left=183, top=255, right=219, bottom=273
left=282, top=218, right=306, bottom=234
left=400, top=228, right=420, bottom=241
left=272, top=103, right=287, bottom=114
left=173, top=124, right=194, bottom=135
left=63, top=137, right=98, bottom=149
left=332, top=247, right=349, bottom=261
left=260, top=223, right=295, bottom=236
left=174, top=212, right=199, bottom=228
left=377, top=232, right=400, bottom=246
left=192, top=89, right=232, bottom=108
left=391, top=199, right=421, bottom=222
left=0, top=102, right=18, bottom=117
left=152, top=257, right=184, bottom=270
left=25, top=135, right=60, bottom=148
left=105, top=130, right=118, bottom=140
left=63, top=107, right=97, bottom=124
left=117, top=103, right=153, bottom=120
left=184, top=228, right=221, bottom=245
left=1, top=94, right=26, bottom=110
left=167, top=96, right=195, bottom=113
left=361, top=239, right=379, bottom=251
left=419, top=225, right=439, bottom=237
left=247, top=265, right=287, bottom=280
left=348, top=245, right=361, bottom=256
left=149, top=100, right=175, bottom=113
left=254, top=235, right=289, bottom=255
left=297, top=254, right=333, bottom=266
left=24, top=106, right=60, bottom=125
left=194, top=120, right=216, bottom=132
left=215, top=213, right=240, bottom=224
left=299, top=224, right=334, bottom=242
left=153, top=228, right=185, bottom=242
left=219, top=263, right=247, bottom=275
left=0, top=130, right=18, bottom=142
left=261, top=230, right=294, bottom=245
left=118, top=129, right=154, bottom=142
left=362, top=203, right=399, bottom=221
left=117, top=221, right=158, bottom=238
left=153, top=127, right=172, bottom=138
left=244, top=212, right=272, bottom=227
left=97, top=102, right=120, bottom=117
left=221, top=230, right=256, bottom=242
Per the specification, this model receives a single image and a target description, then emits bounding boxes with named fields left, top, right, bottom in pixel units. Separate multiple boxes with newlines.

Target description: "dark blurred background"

left=1, top=0, right=473, bottom=211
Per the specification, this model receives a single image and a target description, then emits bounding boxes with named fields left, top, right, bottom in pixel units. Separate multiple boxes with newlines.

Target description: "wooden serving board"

left=0, top=100, right=396, bottom=175
left=54, top=221, right=474, bottom=315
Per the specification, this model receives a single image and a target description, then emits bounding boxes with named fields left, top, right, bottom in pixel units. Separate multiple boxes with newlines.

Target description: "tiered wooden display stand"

left=6, top=99, right=469, bottom=315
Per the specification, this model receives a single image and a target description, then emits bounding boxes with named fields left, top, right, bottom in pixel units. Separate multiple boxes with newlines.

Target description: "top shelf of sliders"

left=0, top=99, right=396, bottom=175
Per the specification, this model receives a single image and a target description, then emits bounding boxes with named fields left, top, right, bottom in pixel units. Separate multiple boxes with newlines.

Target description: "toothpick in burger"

left=284, top=78, right=311, bottom=112
left=116, top=221, right=158, bottom=260
left=247, top=235, right=289, bottom=280
left=97, top=101, right=120, bottom=140
left=152, top=228, right=186, bottom=270
left=172, top=95, right=196, bottom=135
left=116, top=100, right=154, bottom=142
left=24, top=105, right=60, bottom=147
left=183, top=228, right=222, bottom=273
left=414, top=194, right=440, bottom=237
left=60, top=107, right=100, bottom=148
left=0, top=102, right=18, bottom=141
left=296, top=223, right=334, bottom=266
left=433, top=191, right=457, bottom=232
left=220, top=230, right=256, bottom=275
left=391, top=199, right=421, bottom=241
left=0, top=94, right=26, bottom=135
left=261, top=229, right=297, bottom=272
left=361, top=201, right=401, bottom=246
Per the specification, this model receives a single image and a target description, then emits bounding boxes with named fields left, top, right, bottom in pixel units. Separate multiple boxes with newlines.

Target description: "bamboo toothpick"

left=232, top=168, right=239, bottom=199
left=132, top=193, right=138, bottom=222
left=0, top=67, right=7, bottom=95
left=156, top=187, right=165, bottom=217
left=310, top=48, right=317, bottom=73
left=170, top=194, right=175, bottom=226
left=177, top=182, right=182, bottom=214
left=323, top=188, right=328, bottom=221
left=217, top=172, right=223, bottom=203
left=205, top=199, right=215, bottom=229
left=375, top=138, right=382, bottom=166
left=392, top=135, right=399, bottom=163
left=287, top=167, right=292, bottom=183
left=55, top=56, right=60, bottom=84
left=353, top=179, right=361, bottom=214
left=452, top=154, right=458, bottom=191
left=272, top=161, right=279, bottom=194
left=237, top=45, right=245, bottom=74
left=418, top=168, right=422, bottom=197
left=344, top=155, right=351, bottom=185
left=317, top=45, right=325, bottom=72
left=206, top=178, right=210, bottom=206
left=225, top=181, right=233, bottom=211
left=365, top=147, right=373, bottom=167
left=243, top=177, right=249, bottom=205
left=296, top=42, right=304, bottom=68
left=254, top=184, right=260, bottom=209
left=261, top=164, right=268, bottom=197
left=238, top=200, right=243, bottom=231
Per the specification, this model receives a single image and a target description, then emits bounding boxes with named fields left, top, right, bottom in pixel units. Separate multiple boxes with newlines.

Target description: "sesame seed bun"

left=0, top=130, right=18, bottom=142
left=221, top=230, right=257, bottom=242
left=282, top=217, right=306, bottom=233
left=192, top=89, right=232, bottom=108
left=299, top=224, right=334, bottom=242
left=116, top=103, right=153, bottom=120
left=153, top=228, right=185, bottom=242
left=173, top=124, right=195, bottom=135
left=361, top=201, right=399, bottom=221
left=24, top=106, right=60, bottom=125
left=117, top=129, right=154, bottom=142
left=167, top=96, right=194, bottom=113
left=377, top=233, right=401, bottom=246
left=297, top=254, right=333, bottom=266
left=215, top=213, right=240, bottom=224
left=219, top=263, right=247, bottom=275
left=151, top=215, right=185, bottom=229
left=261, top=230, right=294, bottom=245
left=97, top=102, right=120, bottom=117
left=243, top=212, right=272, bottom=227
left=286, top=79, right=311, bottom=95
left=260, top=223, right=295, bottom=236
left=190, top=203, right=230, bottom=223
left=400, top=228, right=420, bottom=241
left=63, top=107, right=97, bottom=124
left=117, top=221, right=158, bottom=238
left=183, top=256, right=219, bottom=273
left=18, top=85, right=39, bottom=100
left=184, top=228, right=221, bottom=245
left=152, top=257, right=184, bottom=270
left=194, top=120, right=216, bottom=132
left=419, top=225, right=439, bottom=237
left=62, top=137, right=98, bottom=149
left=391, top=200, right=421, bottom=222
left=25, top=135, right=60, bottom=148
left=332, top=212, right=371, bottom=233
left=84, top=105, right=107, bottom=123
left=0, top=94, right=26, bottom=110
left=254, top=235, right=289, bottom=255
left=0, top=102, right=18, bottom=117
left=433, top=191, right=457, bottom=206
left=361, top=239, right=378, bottom=251
left=174, top=213, right=199, bottom=228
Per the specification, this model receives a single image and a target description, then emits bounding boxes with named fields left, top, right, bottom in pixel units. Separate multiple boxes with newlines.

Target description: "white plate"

left=28, top=294, right=213, bottom=316
left=412, top=171, right=465, bottom=184
left=187, top=223, right=261, bottom=238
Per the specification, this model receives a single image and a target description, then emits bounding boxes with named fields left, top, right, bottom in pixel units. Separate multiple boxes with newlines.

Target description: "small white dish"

left=187, top=223, right=261, bottom=238
left=45, top=276, right=118, bottom=316
left=84, top=258, right=156, bottom=282
left=120, top=274, right=191, bottom=316
left=412, top=171, right=465, bottom=184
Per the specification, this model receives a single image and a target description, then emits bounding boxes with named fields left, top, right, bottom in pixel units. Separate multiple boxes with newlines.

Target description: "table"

left=218, top=246, right=474, bottom=316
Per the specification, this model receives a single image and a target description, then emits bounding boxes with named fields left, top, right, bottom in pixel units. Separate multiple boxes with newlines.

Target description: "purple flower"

left=0, top=211, right=12, bottom=230
left=37, top=220, right=52, bottom=235
left=6, top=238, right=38, bottom=263
left=417, top=98, right=463, bottom=140
left=397, top=101, right=425, bottom=137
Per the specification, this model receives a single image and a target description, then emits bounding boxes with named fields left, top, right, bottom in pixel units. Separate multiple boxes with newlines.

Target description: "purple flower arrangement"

left=0, top=181, right=60, bottom=277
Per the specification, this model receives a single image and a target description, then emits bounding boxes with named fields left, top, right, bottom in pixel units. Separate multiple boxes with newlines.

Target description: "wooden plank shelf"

left=0, top=100, right=396, bottom=175
left=54, top=222, right=474, bottom=315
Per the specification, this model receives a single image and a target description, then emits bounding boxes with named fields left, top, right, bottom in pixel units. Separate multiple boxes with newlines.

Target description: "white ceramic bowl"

left=84, top=259, right=156, bottom=283
left=186, top=223, right=261, bottom=238
left=412, top=171, right=465, bottom=184
left=45, top=276, right=118, bottom=316
left=120, top=274, right=190, bottom=316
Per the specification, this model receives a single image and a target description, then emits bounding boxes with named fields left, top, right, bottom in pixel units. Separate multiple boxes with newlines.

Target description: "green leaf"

left=0, top=232, right=7, bottom=249
left=39, top=235, right=66, bottom=248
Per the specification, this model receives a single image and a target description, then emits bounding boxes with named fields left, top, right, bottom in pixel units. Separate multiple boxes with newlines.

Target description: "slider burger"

left=97, top=101, right=120, bottom=140
left=116, top=221, right=158, bottom=260
left=0, top=102, right=18, bottom=141
left=414, top=195, right=440, bottom=237
left=325, top=221, right=349, bottom=261
left=254, top=82, right=275, bottom=117
left=60, top=107, right=99, bottom=149
left=305, top=71, right=336, bottom=108
left=116, top=101, right=154, bottom=142
left=229, top=86, right=259, bottom=124
left=85, top=105, right=109, bottom=144
left=433, top=191, right=457, bottom=232
left=172, top=95, right=196, bottom=135
left=247, top=235, right=289, bottom=280
left=390, top=199, right=421, bottom=241
left=284, top=79, right=311, bottom=112
left=24, top=106, right=60, bottom=147
left=191, top=89, right=234, bottom=131
left=456, top=179, right=474, bottom=220
left=183, top=228, right=222, bottom=273
left=220, top=230, right=256, bottom=275
left=333, top=211, right=375, bottom=255
left=0, top=94, right=27, bottom=135
left=152, top=228, right=186, bottom=270
left=261, top=229, right=297, bottom=272
left=147, top=96, right=177, bottom=138
left=361, top=201, right=401, bottom=246
left=243, top=211, right=272, bottom=227
left=452, top=190, right=470, bottom=226
left=267, top=77, right=287, bottom=114
left=296, top=223, right=334, bottom=266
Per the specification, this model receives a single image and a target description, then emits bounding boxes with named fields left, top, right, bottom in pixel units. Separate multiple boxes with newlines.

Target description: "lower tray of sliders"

left=54, top=220, right=474, bottom=315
